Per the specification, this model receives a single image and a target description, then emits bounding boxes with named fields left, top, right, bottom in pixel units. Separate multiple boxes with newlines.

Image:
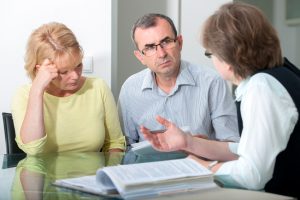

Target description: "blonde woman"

left=12, top=22, right=125, bottom=155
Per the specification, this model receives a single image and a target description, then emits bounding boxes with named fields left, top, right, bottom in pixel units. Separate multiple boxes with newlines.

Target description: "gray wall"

left=111, top=0, right=180, bottom=99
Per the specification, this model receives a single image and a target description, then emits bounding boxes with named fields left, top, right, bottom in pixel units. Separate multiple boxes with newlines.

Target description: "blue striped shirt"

left=118, top=60, right=240, bottom=144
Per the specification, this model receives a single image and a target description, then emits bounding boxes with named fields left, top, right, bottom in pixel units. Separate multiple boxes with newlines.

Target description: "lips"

left=157, top=59, right=171, bottom=67
left=68, top=82, right=78, bottom=87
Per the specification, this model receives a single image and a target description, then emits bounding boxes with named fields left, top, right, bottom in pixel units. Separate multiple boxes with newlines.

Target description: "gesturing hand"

left=140, top=115, right=189, bottom=152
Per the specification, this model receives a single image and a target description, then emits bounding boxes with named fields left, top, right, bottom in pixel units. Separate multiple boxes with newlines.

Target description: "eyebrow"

left=144, top=36, right=171, bottom=47
left=76, top=62, right=83, bottom=67
left=58, top=62, right=82, bottom=73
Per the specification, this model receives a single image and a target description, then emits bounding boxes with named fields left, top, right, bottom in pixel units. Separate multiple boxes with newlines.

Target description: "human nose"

left=156, top=44, right=167, bottom=57
left=69, top=70, right=80, bottom=79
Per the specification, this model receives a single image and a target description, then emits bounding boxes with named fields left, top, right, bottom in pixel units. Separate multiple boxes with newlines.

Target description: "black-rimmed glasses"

left=204, top=50, right=212, bottom=58
left=141, top=38, right=177, bottom=57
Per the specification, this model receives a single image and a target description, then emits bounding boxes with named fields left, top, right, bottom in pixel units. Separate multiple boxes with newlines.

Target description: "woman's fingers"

left=41, top=58, right=52, bottom=65
left=156, top=115, right=172, bottom=128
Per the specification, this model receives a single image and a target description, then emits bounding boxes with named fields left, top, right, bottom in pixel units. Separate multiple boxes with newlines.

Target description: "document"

left=131, top=140, right=160, bottom=155
left=54, top=175, right=118, bottom=196
left=131, top=140, right=186, bottom=156
left=54, top=157, right=218, bottom=199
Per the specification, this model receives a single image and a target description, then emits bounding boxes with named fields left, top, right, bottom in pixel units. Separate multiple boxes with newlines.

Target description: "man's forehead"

left=135, top=23, right=174, bottom=47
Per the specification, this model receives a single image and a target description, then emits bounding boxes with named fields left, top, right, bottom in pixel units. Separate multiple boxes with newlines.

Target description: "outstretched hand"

left=140, top=116, right=189, bottom=152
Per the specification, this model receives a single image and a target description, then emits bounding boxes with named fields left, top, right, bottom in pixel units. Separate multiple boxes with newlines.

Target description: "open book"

left=54, top=157, right=218, bottom=199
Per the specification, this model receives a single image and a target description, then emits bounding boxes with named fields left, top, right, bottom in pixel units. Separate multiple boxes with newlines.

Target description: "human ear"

left=177, top=35, right=183, bottom=51
left=134, top=50, right=146, bottom=65
left=35, top=64, right=41, bottom=71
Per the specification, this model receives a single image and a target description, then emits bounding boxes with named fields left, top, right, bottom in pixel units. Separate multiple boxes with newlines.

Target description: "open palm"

left=140, top=116, right=189, bottom=152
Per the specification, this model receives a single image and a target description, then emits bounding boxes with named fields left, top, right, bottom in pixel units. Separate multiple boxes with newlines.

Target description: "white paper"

left=54, top=175, right=117, bottom=195
left=99, top=158, right=212, bottom=185
left=54, top=158, right=218, bottom=200
left=96, top=158, right=217, bottom=199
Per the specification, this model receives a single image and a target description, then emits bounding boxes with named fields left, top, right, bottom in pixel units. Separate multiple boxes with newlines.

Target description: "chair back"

left=2, top=112, right=24, bottom=154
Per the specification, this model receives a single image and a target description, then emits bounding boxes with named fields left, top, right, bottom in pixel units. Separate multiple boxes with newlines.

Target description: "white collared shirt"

left=215, top=73, right=298, bottom=190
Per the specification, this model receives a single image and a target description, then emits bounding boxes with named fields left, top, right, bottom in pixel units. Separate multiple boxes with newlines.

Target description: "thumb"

left=156, top=115, right=172, bottom=129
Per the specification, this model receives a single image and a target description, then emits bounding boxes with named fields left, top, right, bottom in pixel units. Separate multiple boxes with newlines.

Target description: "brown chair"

left=2, top=112, right=24, bottom=154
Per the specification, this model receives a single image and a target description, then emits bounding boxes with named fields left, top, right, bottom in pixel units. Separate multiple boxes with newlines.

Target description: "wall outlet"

left=82, top=56, right=93, bottom=73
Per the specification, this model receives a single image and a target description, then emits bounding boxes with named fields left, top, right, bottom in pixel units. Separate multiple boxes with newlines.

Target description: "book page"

left=98, top=158, right=212, bottom=186
left=131, top=141, right=186, bottom=156
left=54, top=175, right=117, bottom=195
left=54, top=158, right=216, bottom=199
left=131, top=141, right=149, bottom=148
left=131, top=141, right=159, bottom=155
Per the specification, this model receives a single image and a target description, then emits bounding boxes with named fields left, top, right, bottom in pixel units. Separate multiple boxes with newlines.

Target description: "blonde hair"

left=24, top=22, right=83, bottom=80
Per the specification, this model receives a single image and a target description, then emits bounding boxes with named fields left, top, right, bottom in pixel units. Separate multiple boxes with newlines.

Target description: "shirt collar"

left=176, top=61, right=196, bottom=87
left=141, top=69, right=156, bottom=91
left=235, top=76, right=250, bottom=102
left=141, top=60, right=196, bottom=92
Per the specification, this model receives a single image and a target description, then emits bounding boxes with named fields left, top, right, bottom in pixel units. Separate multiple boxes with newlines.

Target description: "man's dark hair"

left=131, top=13, right=177, bottom=48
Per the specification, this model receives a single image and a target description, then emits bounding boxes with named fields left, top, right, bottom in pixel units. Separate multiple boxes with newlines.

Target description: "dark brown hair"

left=131, top=13, right=177, bottom=48
left=202, top=2, right=283, bottom=78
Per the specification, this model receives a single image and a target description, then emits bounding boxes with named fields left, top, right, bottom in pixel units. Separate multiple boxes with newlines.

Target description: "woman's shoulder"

left=247, top=73, right=291, bottom=100
left=11, top=84, right=32, bottom=111
left=250, top=73, right=284, bottom=91
left=14, top=83, right=32, bottom=96
left=84, top=77, right=111, bottom=93
left=85, top=77, right=108, bottom=87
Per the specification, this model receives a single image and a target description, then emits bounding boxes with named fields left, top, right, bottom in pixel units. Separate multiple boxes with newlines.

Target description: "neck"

left=46, top=88, right=74, bottom=97
left=232, top=75, right=243, bottom=86
left=155, top=73, right=178, bottom=94
left=46, top=77, right=85, bottom=97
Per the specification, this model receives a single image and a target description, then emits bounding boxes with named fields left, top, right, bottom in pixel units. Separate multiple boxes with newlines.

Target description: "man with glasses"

left=118, top=13, right=240, bottom=146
